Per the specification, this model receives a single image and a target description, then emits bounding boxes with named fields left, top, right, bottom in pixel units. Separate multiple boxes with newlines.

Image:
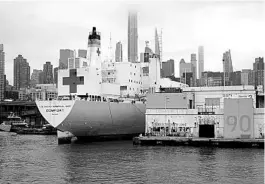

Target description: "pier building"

left=145, top=85, right=264, bottom=139
left=0, top=101, right=47, bottom=127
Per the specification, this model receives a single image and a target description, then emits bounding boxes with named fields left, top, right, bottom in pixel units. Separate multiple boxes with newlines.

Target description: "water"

left=0, top=134, right=263, bottom=184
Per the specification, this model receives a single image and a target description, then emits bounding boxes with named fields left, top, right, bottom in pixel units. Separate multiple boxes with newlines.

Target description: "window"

left=120, top=86, right=127, bottom=90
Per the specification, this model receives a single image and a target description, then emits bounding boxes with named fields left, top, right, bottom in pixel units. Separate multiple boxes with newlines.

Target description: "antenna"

left=159, top=29, right=163, bottom=62
left=74, top=49, right=76, bottom=68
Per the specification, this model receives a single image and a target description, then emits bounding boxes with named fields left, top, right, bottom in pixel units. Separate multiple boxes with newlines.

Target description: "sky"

left=0, top=0, right=264, bottom=85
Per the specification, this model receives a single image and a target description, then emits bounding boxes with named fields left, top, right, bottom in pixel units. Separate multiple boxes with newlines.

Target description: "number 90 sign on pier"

left=224, top=98, right=254, bottom=139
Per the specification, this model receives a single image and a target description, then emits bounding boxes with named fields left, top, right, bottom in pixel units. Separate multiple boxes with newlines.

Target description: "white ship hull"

left=36, top=100, right=146, bottom=140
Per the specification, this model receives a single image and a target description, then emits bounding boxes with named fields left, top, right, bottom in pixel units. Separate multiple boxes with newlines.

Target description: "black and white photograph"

left=0, top=0, right=264, bottom=183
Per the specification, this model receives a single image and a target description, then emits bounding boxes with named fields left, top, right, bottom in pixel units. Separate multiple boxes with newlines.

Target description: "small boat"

left=15, top=124, right=57, bottom=135
left=0, top=131, right=17, bottom=136
left=0, top=112, right=28, bottom=132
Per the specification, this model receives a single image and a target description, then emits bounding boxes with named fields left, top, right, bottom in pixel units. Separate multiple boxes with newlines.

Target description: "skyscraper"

left=43, top=61, right=54, bottom=84
left=241, top=69, right=252, bottom=85
left=115, top=41, right=123, bottom=62
left=155, top=28, right=160, bottom=58
left=59, top=49, right=74, bottom=69
left=30, top=69, right=42, bottom=87
left=14, top=55, right=30, bottom=90
left=128, top=10, right=138, bottom=62
left=223, top=49, right=233, bottom=85
left=179, top=59, right=192, bottom=81
left=253, top=57, right=264, bottom=87
left=230, top=71, right=241, bottom=86
left=191, top=53, right=197, bottom=82
left=182, top=72, right=193, bottom=87
left=39, top=72, right=44, bottom=84
left=161, top=59, right=174, bottom=78
left=198, top=46, right=204, bottom=80
left=0, top=44, right=5, bottom=101
left=54, top=67, right=58, bottom=86
left=201, top=71, right=224, bottom=87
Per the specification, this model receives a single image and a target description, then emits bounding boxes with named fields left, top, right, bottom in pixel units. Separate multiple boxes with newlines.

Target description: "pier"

left=0, top=101, right=47, bottom=127
left=133, top=136, right=264, bottom=148
left=142, top=86, right=264, bottom=149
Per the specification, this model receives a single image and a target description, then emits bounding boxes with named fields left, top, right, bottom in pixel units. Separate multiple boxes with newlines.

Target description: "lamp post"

left=164, top=96, right=170, bottom=136
left=223, top=71, right=226, bottom=87
left=185, top=68, right=187, bottom=85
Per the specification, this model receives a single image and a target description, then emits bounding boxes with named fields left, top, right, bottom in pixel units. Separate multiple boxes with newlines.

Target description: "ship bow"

left=36, top=100, right=75, bottom=128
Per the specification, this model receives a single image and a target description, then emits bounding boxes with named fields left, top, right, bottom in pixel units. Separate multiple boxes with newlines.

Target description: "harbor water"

left=0, top=134, right=264, bottom=184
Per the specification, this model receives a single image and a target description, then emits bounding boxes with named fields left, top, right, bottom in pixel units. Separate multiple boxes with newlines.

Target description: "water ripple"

left=0, top=135, right=263, bottom=184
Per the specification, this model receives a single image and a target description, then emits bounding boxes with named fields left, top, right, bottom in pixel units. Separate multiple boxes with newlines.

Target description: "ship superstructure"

left=36, top=27, right=163, bottom=143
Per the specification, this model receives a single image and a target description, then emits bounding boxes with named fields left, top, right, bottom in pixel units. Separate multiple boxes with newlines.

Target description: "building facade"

left=248, top=70, right=255, bottom=86
left=161, top=59, right=174, bottom=78
left=253, top=57, right=264, bottom=87
left=181, top=72, right=194, bottom=87
left=145, top=86, right=263, bottom=139
left=179, top=59, right=192, bottom=79
left=43, top=61, right=54, bottom=84
left=223, top=50, right=233, bottom=86
left=78, top=49, right=87, bottom=59
left=59, top=49, right=74, bottom=69
left=241, top=69, right=252, bottom=85
left=198, top=46, right=204, bottom=80
left=30, top=84, right=57, bottom=101
left=230, top=71, right=241, bottom=86
left=68, top=58, right=75, bottom=69
left=0, top=44, right=5, bottom=101
left=155, top=28, right=161, bottom=59
left=115, top=41, right=123, bottom=62
left=201, top=71, right=224, bottom=87
left=30, top=69, right=42, bottom=87
left=128, top=10, right=138, bottom=63
left=54, top=67, right=58, bottom=85
left=191, top=53, right=197, bottom=83
left=4, top=90, right=19, bottom=100
left=39, top=72, right=44, bottom=84
left=14, top=55, right=30, bottom=90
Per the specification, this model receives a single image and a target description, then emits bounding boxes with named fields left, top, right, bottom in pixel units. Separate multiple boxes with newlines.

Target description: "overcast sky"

left=0, top=0, right=264, bottom=84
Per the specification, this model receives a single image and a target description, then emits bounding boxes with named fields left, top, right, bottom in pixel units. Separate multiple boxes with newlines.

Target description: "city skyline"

left=0, top=1, right=264, bottom=85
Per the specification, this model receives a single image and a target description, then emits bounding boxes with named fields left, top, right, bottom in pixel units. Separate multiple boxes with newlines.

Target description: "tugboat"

left=0, top=112, right=28, bottom=132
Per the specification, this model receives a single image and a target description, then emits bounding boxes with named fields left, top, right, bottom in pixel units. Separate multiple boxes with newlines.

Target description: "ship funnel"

left=88, top=27, right=101, bottom=41
left=87, top=27, right=101, bottom=68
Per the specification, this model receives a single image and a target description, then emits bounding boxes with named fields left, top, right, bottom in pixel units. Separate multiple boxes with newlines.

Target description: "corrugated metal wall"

left=224, top=98, right=254, bottom=138
left=146, top=93, right=188, bottom=109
